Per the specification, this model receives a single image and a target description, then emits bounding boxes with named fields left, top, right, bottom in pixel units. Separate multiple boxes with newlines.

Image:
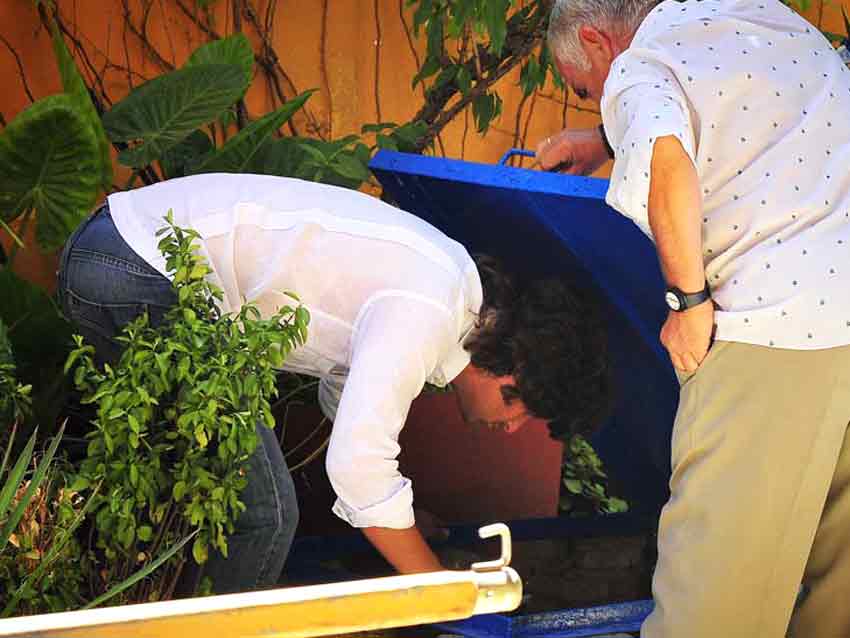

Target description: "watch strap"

left=667, top=282, right=711, bottom=311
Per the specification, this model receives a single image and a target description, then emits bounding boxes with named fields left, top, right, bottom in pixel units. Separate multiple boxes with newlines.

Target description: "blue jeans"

left=57, top=206, right=299, bottom=594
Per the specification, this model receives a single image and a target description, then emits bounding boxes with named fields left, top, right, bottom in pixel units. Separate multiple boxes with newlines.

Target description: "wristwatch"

left=664, top=282, right=711, bottom=312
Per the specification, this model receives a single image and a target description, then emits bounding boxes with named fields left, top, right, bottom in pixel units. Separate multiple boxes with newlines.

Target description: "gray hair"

left=547, top=0, right=662, bottom=70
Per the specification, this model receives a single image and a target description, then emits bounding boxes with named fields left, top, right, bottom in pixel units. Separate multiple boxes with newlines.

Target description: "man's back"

left=107, top=172, right=482, bottom=384
left=603, top=0, right=850, bottom=349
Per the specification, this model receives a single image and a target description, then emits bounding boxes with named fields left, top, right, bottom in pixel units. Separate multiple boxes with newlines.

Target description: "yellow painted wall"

left=0, top=0, right=846, bottom=289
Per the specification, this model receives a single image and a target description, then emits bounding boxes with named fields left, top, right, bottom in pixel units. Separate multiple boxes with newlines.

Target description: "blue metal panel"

left=370, top=150, right=678, bottom=516
left=511, top=600, right=652, bottom=638
left=432, top=600, right=652, bottom=638
left=287, top=513, right=654, bottom=573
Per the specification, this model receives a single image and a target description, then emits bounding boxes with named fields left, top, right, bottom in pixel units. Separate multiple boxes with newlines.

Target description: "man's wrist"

left=664, top=282, right=711, bottom=312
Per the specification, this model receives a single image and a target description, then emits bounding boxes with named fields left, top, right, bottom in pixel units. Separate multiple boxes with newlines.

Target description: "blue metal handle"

left=498, top=148, right=535, bottom=166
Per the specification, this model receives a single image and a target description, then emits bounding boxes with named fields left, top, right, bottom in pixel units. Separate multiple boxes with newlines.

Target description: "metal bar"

left=0, top=525, right=522, bottom=638
left=497, top=148, right=536, bottom=166
left=0, top=570, right=521, bottom=638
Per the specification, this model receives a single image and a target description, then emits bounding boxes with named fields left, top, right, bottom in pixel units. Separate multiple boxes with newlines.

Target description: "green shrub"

left=65, top=213, right=308, bottom=601
left=560, top=434, right=628, bottom=517
left=0, top=454, right=88, bottom=615
left=0, top=320, right=32, bottom=430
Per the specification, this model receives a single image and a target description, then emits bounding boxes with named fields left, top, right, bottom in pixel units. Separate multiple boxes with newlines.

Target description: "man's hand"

left=535, top=127, right=611, bottom=175
left=660, top=301, right=715, bottom=374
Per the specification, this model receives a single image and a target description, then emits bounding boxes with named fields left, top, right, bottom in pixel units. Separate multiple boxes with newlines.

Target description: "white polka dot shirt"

left=602, top=0, right=850, bottom=349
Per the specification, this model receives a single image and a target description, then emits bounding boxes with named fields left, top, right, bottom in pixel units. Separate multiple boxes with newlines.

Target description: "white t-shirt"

left=603, top=0, right=850, bottom=349
left=108, top=173, right=483, bottom=529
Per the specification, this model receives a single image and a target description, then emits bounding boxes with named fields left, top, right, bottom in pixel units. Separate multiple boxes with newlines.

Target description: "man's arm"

left=362, top=526, right=443, bottom=573
left=325, top=296, right=455, bottom=573
left=648, top=135, right=713, bottom=373
left=535, top=126, right=612, bottom=175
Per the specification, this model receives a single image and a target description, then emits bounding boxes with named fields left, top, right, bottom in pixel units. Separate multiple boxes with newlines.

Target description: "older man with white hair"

left=539, top=0, right=850, bottom=636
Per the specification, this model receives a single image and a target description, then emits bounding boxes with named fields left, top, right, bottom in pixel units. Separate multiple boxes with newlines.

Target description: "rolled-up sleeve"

left=602, top=54, right=698, bottom=235
left=326, top=294, right=453, bottom=529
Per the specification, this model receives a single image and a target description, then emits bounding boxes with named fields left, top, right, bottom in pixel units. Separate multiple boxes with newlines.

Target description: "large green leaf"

left=159, top=129, right=214, bottom=179
left=191, top=90, right=314, bottom=174
left=0, top=94, right=100, bottom=251
left=0, top=318, right=12, bottom=369
left=0, top=268, right=72, bottom=385
left=102, top=64, right=245, bottom=168
left=0, top=269, right=72, bottom=431
left=185, top=33, right=254, bottom=93
left=51, top=22, right=113, bottom=190
left=247, top=137, right=306, bottom=177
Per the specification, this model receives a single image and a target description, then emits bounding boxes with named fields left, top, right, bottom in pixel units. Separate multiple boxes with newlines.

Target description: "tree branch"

left=120, top=0, right=175, bottom=74
left=373, top=0, right=383, bottom=123
left=233, top=0, right=247, bottom=130
left=241, top=1, right=325, bottom=138
left=0, top=34, right=36, bottom=104
left=320, top=0, right=333, bottom=137
left=409, top=8, right=549, bottom=151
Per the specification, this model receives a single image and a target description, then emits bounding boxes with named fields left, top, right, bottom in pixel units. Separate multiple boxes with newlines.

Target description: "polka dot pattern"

left=602, top=0, right=850, bottom=350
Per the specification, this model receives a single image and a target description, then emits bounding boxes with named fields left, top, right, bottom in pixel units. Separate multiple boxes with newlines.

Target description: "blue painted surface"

left=511, top=600, right=652, bottom=637
left=287, top=513, right=653, bottom=571
left=370, top=150, right=679, bottom=517
left=498, top=148, right=536, bottom=166
left=433, top=600, right=652, bottom=638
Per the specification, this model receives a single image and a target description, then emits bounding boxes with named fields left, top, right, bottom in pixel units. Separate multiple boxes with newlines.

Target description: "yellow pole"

left=0, top=524, right=522, bottom=638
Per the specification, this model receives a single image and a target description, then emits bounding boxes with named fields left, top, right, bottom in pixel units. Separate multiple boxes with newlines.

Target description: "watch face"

left=665, top=290, right=682, bottom=311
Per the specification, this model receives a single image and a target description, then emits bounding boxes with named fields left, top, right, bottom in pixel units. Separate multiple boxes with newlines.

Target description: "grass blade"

left=82, top=530, right=198, bottom=610
left=0, top=428, right=37, bottom=522
left=0, top=422, right=18, bottom=482
left=0, top=422, right=64, bottom=552
left=1, top=480, right=102, bottom=617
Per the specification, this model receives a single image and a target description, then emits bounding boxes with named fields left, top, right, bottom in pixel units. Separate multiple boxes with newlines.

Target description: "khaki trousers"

left=641, top=341, right=850, bottom=638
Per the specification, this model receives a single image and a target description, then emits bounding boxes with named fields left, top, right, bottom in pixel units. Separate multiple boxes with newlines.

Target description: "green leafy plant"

left=0, top=320, right=32, bottom=429
left=405, top=0, right=557, bottom=147
left=65, top=213, right=308, bottom=601
left=0, top=425, right=76, bottom=615
left=98, top=33, right=374, bottom=191
left=0, top=423, right=194, bottom=615
left=560, top=434, right=628, bottom=517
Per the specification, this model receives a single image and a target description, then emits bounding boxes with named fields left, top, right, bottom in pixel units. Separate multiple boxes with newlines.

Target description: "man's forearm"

left=362, top=525, right=443, bottom=574
left=647, top=135, right=705, bottom=290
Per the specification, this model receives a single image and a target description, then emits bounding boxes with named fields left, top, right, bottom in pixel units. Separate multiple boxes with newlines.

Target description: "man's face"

left=554, top=25, right=619, bottom=107
left=455, top=371, right=532, bottom=434
left=555, top=57, right=608, bottom=107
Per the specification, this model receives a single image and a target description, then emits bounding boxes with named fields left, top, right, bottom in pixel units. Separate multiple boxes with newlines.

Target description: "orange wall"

left=0, top=0, right=847, bottom=289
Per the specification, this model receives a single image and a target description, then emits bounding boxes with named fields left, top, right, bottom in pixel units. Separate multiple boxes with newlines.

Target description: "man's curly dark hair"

left=464, top=255, right=612, bottom=440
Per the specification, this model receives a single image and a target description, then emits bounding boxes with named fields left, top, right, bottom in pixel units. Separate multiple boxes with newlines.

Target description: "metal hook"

left=471, top=523, right=512, bottom=573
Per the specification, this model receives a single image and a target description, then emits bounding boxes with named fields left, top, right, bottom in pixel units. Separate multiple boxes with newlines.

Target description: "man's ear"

left=578, top=24, right=614, bottom=62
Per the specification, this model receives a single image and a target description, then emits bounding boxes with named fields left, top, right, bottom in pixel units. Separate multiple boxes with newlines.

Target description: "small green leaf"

left=331, top=153, right=371, bottom=182
left=68, top=476, right=91, bottom=492
left=192, top=535, right=209, bottom=564
left=173, top=481, right=187, bottom=501
left=564, top=479, right=583, bottom=495
left=137, top=525, right=153, bottom=542
left=195, top=425, right=209, bottom=448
